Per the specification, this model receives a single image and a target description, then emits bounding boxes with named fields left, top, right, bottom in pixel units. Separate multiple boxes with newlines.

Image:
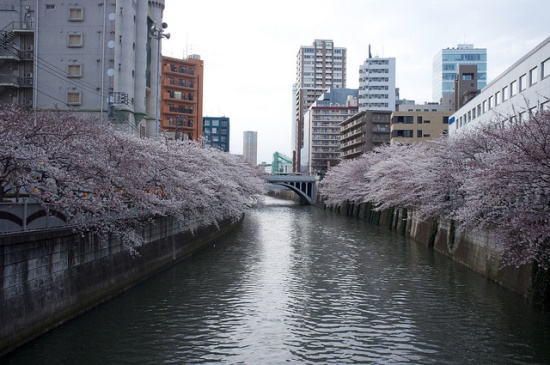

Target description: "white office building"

left=449, top=36, right=550, bottom=134
left=358, top=53, right=396, bottom=112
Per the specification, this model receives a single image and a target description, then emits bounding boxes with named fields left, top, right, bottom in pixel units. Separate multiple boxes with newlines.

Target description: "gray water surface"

left=4, top=197, right=550, bottom=364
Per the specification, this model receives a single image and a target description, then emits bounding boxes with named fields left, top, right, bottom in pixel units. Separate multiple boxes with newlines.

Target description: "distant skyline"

left=162, top=0, right=550, bottom=164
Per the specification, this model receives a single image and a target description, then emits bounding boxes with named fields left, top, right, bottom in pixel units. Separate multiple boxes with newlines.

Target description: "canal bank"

left=322, top=199, right=550, bottom=309
left=0, top=214, right=243, bottom=356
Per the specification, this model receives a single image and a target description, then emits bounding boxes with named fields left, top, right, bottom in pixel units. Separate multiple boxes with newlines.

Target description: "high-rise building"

left=161, top=55, right=204, bottom=142
left=243, top=131, right=258, bottom=166
left=432, top=44, right=487, bottom=103
left=358, top=49, right=397, bottom=112
left=0, top=0, right=165, bottom=137
left=303, top=88, right=358, bottom=174
left=293, top=39, right=347, bottom=172
left=202, top=116, right=230, bottom=152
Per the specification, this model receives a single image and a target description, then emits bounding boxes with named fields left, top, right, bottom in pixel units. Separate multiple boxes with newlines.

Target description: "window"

left=423, top=120, right=431, bottom=124
left=67, top=64, right=81, bottom=77
left=417, top=116, right=423, bottom=124
left=482, top=100, right=487, bottom=113
left=417, top=130, right=423, bottom=138
left=168, top=77, right=174, bottom=85
left=46, top=4, right=55, bottom=9
left=69, top=7, right=83, bottom=21
left=519, top=74, right=527, bottom=91
left=510, top=80, right=517, bottom=97
left=502, top=86, right=508, bottom=101
left=67, top=92, right=81, bottom=105
left=392, top=130, right=413, bottom=138
left=530, top=67, right=538, bottom=86
left=495, top=91, right=500, bottom=106
left=443, top=116, right=449, bottom=124
left=488, top=96, right=493, bottom=110
left=462, top=73, right=473, bottom=80
left=68, top=34, right=82, bottom=47
left=543, top=58, right=550, bottom=79
left=179, top=66, right=186, bottom=73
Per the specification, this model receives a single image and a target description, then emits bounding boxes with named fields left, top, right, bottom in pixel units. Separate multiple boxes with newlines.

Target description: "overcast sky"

left=162, top=0, right=549, bottom=164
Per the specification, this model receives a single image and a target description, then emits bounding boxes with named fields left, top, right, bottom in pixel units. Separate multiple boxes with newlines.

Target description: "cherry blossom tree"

left=319, top=109, right=550, bottom=268
left=0, top=106, right=267, bottom=247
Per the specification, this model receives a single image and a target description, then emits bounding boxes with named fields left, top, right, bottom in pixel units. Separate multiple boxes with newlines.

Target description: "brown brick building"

left=160, top=55, right=203, bottom=141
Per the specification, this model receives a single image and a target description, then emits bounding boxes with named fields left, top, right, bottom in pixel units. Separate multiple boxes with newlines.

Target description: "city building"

left=160, top=55, right=203, bottom=141
left=243, top=131, right=258, bottom=166
left=432, top=44, right=487, bottom=103
left=454, top=64, right=480, bottom=110
left=303, top=88, right=358, bottom=174
left=202, top=116, right=230, bottom=152
left=358, top=48, right=397, bottom=112
left=0, top=0, right=165, bottom=137
left=340, top=110, right=392, bottom=160
left=390, top=109, right=451, bottom=144
left=450, top=36, right=550, bottom=134
left=293, top=39, right=347, bottom=171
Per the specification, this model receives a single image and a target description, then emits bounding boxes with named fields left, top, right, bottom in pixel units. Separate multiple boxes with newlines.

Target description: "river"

left=3, top=196, right=550, bottom=364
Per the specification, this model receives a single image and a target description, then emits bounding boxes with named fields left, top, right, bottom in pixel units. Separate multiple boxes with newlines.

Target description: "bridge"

left=265, top=175, right=319, bottom=205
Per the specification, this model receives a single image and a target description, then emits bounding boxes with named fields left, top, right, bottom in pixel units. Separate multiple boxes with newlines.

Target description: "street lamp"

left=150, top=21, right=170, bottom=141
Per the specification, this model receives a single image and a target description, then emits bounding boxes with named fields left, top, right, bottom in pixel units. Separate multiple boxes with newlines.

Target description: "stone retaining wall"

left=0, top=215, right=241, bottom=356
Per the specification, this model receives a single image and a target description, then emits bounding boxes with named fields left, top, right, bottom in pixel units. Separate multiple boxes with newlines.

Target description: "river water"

left=4, top=197, right=550, bottom=364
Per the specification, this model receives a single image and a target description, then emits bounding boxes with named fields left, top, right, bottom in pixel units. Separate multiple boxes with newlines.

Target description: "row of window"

left=167, top=64, right=195, bottom=75
left=456, top=57, right=550, bottom=128
left=392, top=116, right=449, bottom=124
left=203, top=119, right=229, bottom=127
left=168, top=90, right=194, bottom=101
left=167, top=78, right=195, bottom=88
left=46, top=5, right=83, bottom=21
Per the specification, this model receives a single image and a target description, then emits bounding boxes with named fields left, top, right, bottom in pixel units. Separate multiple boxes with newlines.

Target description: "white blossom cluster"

left=0, top=106, right=267, bottom=247
left=320, top=110, right=550, bottom=269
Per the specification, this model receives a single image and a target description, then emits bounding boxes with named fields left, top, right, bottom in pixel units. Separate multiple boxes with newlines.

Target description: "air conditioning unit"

left=26, top=72, right=33, bottom=78
left=25, top=45, right=33, bottom=51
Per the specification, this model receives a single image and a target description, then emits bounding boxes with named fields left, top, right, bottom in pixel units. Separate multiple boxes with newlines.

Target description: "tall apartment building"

left=358, top=51, right=397, bottom=112
left=340, top=110, right=392, bottom=160
left=303, top=88, right=358, bottom=174
left=293, top=39, right=347, bottom=172
left=202, top=116, right=230, bottom=152
left=433, top=44, right=487, bottom=103
left=450, top=36, right=550, bottom=134
left=0, top=0, right=165, bottom=137
left=161, top=55, right=203, bottom=141
left=243, top=130, right=258, bottom=166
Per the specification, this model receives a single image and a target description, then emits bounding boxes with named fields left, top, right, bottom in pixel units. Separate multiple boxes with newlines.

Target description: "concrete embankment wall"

left=0, top=215, right=241, bottom=356
left=322, top=200, right=547, bottom=305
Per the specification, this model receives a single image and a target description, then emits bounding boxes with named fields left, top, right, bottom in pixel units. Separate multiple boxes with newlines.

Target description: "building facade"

left=432, top=44, right=487, bottom=103
left=202, top=116, right=230, bottom=152
left=304, top=88, right=358, bottom=174
left=293, top=39, right=347, bottom=171
left=390, top=110, right=450, bottom=144
left=358, top=53, right=396, bottom=112
left=243, top=130, right=258, bottom=166
left=0, top=0, right=165, bottom=137
left=450, top=36, right=550, bottom=134
left=161, top=55, right=203, bottom=141
left=340, top=110, right=392, bottom=160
